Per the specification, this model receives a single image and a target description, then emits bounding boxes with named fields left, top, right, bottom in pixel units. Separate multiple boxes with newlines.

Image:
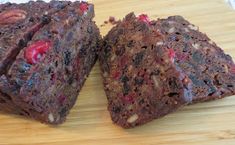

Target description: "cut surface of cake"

left=100, top=13, right=192, bottom=128
left=0, top=1, right=101, bottom=124
left=152, top=16, right=235, bottom=103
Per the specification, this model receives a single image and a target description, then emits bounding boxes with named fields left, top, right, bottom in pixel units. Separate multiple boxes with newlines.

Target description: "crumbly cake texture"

left=100, top=13, right=192, bottom=128
left=0, top=1, right=101, bottom=124
left=152, top=16, right=235, bottom=103
left=0, top=1, right=72, bottom=75
left=100, top=12, right=235, bottom=128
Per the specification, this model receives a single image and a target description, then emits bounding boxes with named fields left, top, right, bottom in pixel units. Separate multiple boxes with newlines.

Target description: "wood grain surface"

left=1, top=0, right=235, bottom=144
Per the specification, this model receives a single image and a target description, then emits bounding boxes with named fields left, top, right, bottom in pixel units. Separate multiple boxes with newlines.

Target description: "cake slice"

left=0, top=1, right=70, bottom=75
left=100, top=13, right=192, bottom=128
left=0, top=2, right=101, bottom=124
left=152, top=16, right=235, bottom=103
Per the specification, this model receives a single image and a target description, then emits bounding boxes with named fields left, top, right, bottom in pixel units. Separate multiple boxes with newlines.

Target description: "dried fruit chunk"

left=168, top=48, right=176, bottom=62
left=79, top=2, right=89, bottom=14
left=230, top=64, right=235, bottom=74
left=0, top=9, right=27, bottom=25
left=122, top=93, right=135, bottom=104
left=24, top=40, right=52, bottom=64
left=138, top=14, right=150, bottom=24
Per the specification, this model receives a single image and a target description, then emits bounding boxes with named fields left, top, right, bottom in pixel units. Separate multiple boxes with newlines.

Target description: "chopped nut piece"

left=224, top=65, right=229, bottom=73
left=184, top=28, right=189, bottom=32
left=168, top=27, right=175, bottom=33
left=188, top=24, right=198, bottom=31
left=156, top=41, right=163, bottom=46
left=152, top=75, right=159, bottom=88
left=127, top=114, right=138, bottom=123
left=127, top=104, right=133, bottom=110
left=192, top=43, right=200, bottom=49
left=48, top=113, right=55, bottom=123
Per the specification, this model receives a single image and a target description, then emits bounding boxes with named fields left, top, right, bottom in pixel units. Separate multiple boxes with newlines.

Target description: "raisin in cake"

left=152, top=16, right=235, bottom=103
left=100, top=13, right=192, bottom=128
left=0, top=1, right=100, bottom=124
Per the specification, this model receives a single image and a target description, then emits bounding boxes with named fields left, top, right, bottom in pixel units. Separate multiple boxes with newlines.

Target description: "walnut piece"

left=127, top=114, right=139, bottom=123
left=0, top=9, right=27, bottom=25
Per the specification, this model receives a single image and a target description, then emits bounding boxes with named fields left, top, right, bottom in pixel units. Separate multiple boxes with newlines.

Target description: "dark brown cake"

left=0, top=1, right=100, bottom=124
left=152, top=16, right=235, bottom=103
left=100, top=13, right=192, bottom=128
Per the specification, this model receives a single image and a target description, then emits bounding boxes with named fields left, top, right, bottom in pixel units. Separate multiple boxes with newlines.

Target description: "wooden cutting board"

left=1, top=0, right=235, bottom=144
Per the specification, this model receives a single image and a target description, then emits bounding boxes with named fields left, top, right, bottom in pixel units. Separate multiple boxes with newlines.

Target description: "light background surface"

left=1, top=0, right=235, bottom=145
left=0, top=0, right=89, bottom=4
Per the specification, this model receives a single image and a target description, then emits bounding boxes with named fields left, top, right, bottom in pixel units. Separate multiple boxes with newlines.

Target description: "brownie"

left=152, top=16, right=235, bottom=103
left=0, top=1, right=70, bottom=75
left=0, top=2, right=100, bottom=124
left=100, top=13, right=192, bottom=128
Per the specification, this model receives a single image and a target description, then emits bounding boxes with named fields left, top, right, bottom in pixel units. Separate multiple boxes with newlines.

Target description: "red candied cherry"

left=138, top=14, right=151, bottom=24
left=122, top=93, right=135, bottom=103
left=111, top=70, right=121, bottom=80
left=168, top=48, right=176, bottom=62
left=79, top=2, right=89, bottom=14
left=230, top=64, right=235, bottom=74
left=24, top=40, right=52, bottom=64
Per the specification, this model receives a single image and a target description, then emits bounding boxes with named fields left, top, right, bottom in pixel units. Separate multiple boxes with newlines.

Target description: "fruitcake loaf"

left=0, top=1, right=100, bottom=124
left=0, top=1, right=70, bottom=75
left=100, top=13, right=192, bottom=128
left=152, top=16, right=235, bottom=103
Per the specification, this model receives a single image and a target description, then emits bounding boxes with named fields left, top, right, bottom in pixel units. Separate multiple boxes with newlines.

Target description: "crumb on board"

left=100, top=16, right=121, bottom=27
left=109, top=16, right=115, bottom=23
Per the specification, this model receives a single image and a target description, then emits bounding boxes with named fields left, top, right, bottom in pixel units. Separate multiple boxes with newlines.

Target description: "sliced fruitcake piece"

left=152, top=16, right=235, bottom=103
left=100, top=13, right=192, bottom=128
left=0, top=2, right=101, bottom=124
